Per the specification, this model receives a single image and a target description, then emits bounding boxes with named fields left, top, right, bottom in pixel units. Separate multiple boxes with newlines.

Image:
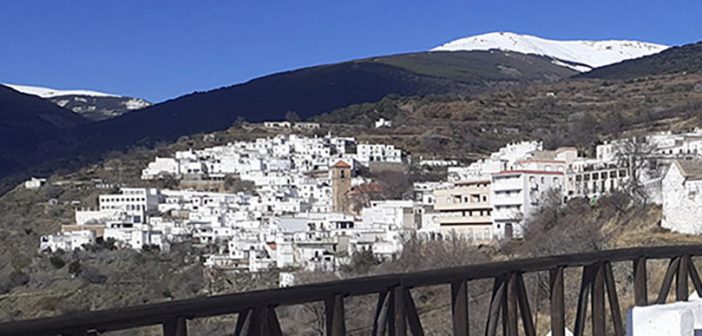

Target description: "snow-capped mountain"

left=3, top=83, right=150, bottom=121
left=432, top=32, right=669, bottom=71
left=3, top=83, right=118, bottom=99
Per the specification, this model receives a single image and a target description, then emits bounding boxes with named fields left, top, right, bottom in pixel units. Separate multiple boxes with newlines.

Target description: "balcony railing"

left=1, top=245, right=702, bottom=335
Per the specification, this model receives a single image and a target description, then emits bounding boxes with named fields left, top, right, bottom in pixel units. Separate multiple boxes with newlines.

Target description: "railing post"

left=515, top=273, right=536, bottom=336
left=633, top=257, right=648, bottom=306
left=451, top=280, right=469, bottom=336
left=372, top=291, right=390, bottom=336
left=486, top=275, right=507, bottom=336
left=162, top=316, right=187, bottom=336
left=504, top=273, right=518, bottom=336
left=325, top=294, right=345, bottom=336
left=550, top=266, right=565, bottom=336
left=574, top=265, right=594, bottom=336
left=393, top=286, right=407, bottom=336
left=234, top=309, right=252, bottom=336
left=402, top=288, right=425, bottom=336
left=604, top=262, right=625, bottom=336
left=677, top=255, right=690, bottom=301
left=264, top=306, right=283, bottom=336
left=657, top=257, right=680, bottom=304
left=688, top=257, right=702, bottom=297
left=234, top=306, right=281, bottom=336
left=592, top=263, right=606, bottom=336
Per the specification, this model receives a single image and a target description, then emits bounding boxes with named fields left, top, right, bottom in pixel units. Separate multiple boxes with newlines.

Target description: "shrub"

left=49, top=255, right=66, bottom=269
left=68, top=260, right=82, bottom=277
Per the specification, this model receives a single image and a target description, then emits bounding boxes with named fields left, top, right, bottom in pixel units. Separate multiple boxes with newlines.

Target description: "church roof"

left=332, top=160, right=351, bottom=169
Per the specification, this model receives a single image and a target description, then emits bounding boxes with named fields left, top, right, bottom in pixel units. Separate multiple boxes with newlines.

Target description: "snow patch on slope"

left=3, top=83, right=119, bottom=98
left=124, top=98, right=150, bottom=110
left=432, top=32, right=669, bottom=71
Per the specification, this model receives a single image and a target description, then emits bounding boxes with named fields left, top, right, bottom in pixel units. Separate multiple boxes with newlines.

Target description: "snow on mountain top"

left=432, top=32, right=669, bottom=70
left=3, top=83, right=119, bottom=98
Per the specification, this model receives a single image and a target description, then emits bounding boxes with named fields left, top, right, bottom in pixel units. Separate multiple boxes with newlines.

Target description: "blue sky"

left=1, top=1, right=700, bottom=102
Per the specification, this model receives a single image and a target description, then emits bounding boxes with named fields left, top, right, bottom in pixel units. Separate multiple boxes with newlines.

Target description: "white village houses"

left=42, top=128, right=702, bottom=271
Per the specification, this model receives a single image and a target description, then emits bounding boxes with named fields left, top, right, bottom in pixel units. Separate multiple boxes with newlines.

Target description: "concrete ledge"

left=627, top=301, right=702, bottom=336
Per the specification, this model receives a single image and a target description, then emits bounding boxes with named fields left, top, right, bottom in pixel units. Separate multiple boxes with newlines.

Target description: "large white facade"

left=662, top=160, right=702, bottom=234
left=491, top=170, right=565, bottom=239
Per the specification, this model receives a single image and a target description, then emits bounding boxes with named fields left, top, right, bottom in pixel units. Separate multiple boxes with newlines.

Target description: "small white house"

left=375, top=118, right=392, bottom=128
left=24, top=177, right=47, bottom=189
left=661, top=160, right=702, bottom=234
left=39, top=230, right=96, bottom=252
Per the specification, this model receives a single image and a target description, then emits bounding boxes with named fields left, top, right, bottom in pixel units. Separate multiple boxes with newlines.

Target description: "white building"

left=433, top=180, right=493, bottom=241
left=99, top=188, right=162, bottom=224
left=448, top=141, right=542, bottom=182
left=356, top=144, right=403, bottom=165
left=142, top=157, right=179, bottom=179
left=24, top=177, right=47, bottom=189
left=40, top=230, right=96, bottom=252
left=104, top=221, right=164, bottom=250
left=662, top=160, right=702, bottom=234
left=375, top=118, right=392, bottom=128
left=360, top=200, right=422, bottom=231
left=491, top=169, right=565, bottom=239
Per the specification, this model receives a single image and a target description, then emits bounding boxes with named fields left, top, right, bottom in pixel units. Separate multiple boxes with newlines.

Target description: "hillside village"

left=32, top=120, right=702, bottom=284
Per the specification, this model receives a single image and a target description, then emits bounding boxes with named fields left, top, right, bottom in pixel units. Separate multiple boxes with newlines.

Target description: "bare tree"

left=614, top=135, right=659, bottom=203
left=285, top=111, right=301, bottom=123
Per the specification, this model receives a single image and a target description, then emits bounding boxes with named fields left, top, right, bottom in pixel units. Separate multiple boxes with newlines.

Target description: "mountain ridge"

left=3, top=83, right=118, bottom=98
left=3, top=83, right=151, bottom=121
left=75, top=50, right=576, bottom=151
left=579, top=41, right=702, bottom=79
left=432, top=32, right=668, bottom=71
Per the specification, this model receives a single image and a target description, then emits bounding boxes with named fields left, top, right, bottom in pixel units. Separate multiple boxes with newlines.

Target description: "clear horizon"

left=1, top=0, right=700, bottom=102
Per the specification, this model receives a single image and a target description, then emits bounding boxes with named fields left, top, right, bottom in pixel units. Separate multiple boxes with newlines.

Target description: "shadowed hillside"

left=78, top=51, right=575, bottom=151
left=0, top=86, right=85, bottom=178
left=580, top=41, right=702, bottom=79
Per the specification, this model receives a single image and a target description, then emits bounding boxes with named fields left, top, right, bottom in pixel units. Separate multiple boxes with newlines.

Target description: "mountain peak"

left=3, top=83, right=119, bottom=98
left=431, top=32, right=669, bottom=71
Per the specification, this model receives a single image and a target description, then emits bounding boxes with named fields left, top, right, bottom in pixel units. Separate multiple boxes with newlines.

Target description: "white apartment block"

left=433, top=180, right=493, bottom=241
left=99, top=188, right=161, bottom=224
left=565, top=166, right=629, bottom=200
left=491, top=170, right=565, bottom=239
